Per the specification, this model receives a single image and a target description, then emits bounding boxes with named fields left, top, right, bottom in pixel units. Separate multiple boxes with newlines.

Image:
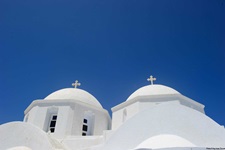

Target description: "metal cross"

left=72, top=80, right=81, bottom=88
left=147, top=75, right=156, bottom=85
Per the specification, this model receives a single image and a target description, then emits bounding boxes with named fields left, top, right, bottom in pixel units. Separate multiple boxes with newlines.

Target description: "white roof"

left=101, top=103, right=225, bottom=150
left=126, top=84, right=180, bottom=101
left=44, top=88, right=103, bottom=108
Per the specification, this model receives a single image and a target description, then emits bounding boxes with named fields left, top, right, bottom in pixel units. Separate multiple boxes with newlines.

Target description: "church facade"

left=0, top=77, right=225, bottom=150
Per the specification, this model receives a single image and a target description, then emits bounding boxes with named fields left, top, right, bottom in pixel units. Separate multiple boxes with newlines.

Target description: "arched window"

left=82, top=111, right=95, bottom=136
left=49, top=114, right=57, bottom=133
left=44, top=107, right=58, bottom=133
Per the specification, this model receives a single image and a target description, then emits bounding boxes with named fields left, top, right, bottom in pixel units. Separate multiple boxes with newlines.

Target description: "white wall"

left=72, top=102, right=111, bottom=136
left=25, top=106, right=48, bottom=130
left=112, top=102, right=139, bottom=130
left=24, top=99, right=111, bottom=139
left=111, top=94, right=205, bottom=130
left=101, top=103, right=225, bottom=150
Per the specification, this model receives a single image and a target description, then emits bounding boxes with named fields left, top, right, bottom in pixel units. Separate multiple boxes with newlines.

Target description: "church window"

left=44, top=107, right=58, bottom=132
left=82, top=132, right=86, bottom=136
left=81, top=111, right=95, bottom=136
left=49, top=115, right=57, bottom=133
left=82, top=119, right=88, bottom=136
left=82, top=124, right=88, bottom=131
left=83, top=119, right=88, bottom=124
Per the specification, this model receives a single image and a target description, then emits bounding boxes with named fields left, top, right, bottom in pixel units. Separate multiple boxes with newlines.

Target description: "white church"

left=1, top=76, right=225, bottom=150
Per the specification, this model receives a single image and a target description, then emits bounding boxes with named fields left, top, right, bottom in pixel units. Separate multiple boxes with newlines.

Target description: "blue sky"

left=0, top=0, right=225, bottom=125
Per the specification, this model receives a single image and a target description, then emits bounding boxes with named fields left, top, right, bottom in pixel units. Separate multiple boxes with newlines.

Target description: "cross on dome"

left=72, top=80, right=81, bottom=88
left=147, top=75, right=156, bottom=85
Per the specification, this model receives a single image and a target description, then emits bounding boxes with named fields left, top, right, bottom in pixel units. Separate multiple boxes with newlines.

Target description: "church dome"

left=126, top=84, right=180, bottom=101
left=136, top=134, right=196, bottom=149
left=44, top=88, right=103, bottom=108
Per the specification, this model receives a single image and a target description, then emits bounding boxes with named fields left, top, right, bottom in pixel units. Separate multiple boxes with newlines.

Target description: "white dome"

left=126, top=84, right=180, bottom=101
left=136, top=134, right=196, bottom=149
left=44, top=88, right=102, bottom=108
left=7, top=146, right=32, bottom=150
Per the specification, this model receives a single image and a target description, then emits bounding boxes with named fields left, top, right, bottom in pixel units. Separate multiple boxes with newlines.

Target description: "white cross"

left=72, top=80, right=81, bottom=88
left=147, top=75, right=156, bottom=85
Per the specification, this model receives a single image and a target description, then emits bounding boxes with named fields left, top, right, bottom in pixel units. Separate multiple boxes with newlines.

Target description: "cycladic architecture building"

left=1, top=76, right=225, bottom=150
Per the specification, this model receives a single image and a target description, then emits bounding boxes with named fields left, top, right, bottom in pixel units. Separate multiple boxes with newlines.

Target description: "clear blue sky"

left=0, top=0, right=225, bottom=125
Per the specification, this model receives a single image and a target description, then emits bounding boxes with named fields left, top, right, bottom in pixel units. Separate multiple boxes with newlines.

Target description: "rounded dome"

left=136, top=134, right=195, bottom=149
left=7, top=146, right=32, bottom=150
left=44, top=88, right=102, bottom=108
left=0, top=122, right=56, bottom=150
left=126, top=84, right=180, bottom=101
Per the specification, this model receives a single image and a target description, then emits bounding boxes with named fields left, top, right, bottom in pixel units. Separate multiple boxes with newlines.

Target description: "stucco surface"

left=100, top=102, right=225, bottom=150
left=0, top=122, right=60, bottom=150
